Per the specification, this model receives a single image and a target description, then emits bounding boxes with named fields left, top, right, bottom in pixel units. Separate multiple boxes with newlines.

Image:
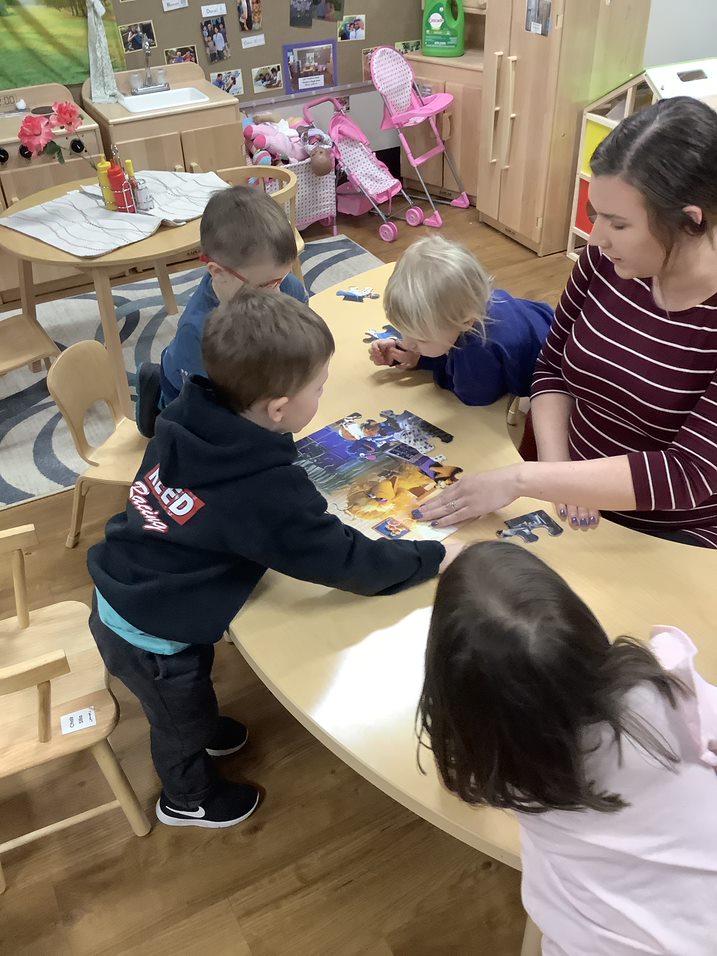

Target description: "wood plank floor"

left=0, top=205, right=573, bottom=955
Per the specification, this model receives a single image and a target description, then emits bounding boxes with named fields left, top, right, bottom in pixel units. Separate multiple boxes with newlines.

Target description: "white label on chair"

left=61, top=707, right=97, bottom=735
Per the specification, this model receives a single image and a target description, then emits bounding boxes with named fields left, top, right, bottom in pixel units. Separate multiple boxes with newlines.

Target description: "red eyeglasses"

left=199, top=255, right=286, bottom=290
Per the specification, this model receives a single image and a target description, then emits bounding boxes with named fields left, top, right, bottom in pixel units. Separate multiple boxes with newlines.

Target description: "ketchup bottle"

left=107, top=164, right=136, bottom=213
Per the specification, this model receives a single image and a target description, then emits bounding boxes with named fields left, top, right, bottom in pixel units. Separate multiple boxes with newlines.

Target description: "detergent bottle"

left=422, top=0, right=465, bottom=58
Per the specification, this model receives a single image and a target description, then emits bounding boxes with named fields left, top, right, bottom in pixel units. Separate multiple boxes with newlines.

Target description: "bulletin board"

left=109, top=0, right=423, bottom=104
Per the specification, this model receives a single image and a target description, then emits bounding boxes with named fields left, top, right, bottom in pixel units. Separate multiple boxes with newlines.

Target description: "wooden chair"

left=215, top=165, right=305, bottom=283
left=46, top=341, right=147, bottom=549
left=0, top=525, right=150, bottom=893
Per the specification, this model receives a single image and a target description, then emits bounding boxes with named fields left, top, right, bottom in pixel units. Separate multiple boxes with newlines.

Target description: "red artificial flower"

left=18, top=114, right=54, bottom=155
left=50, top=100, right=82, bottom=134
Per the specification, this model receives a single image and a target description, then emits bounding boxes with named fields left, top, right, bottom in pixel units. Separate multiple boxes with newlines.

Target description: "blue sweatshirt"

left=88, top=377, right=445, bottom=646
left=160, top=271, right=308, bottom=402
left=416, top=290, right=553, bottom=406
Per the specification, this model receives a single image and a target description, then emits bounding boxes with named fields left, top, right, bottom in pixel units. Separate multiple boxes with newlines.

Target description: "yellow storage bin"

left=581, top=117, right=615, bottom=176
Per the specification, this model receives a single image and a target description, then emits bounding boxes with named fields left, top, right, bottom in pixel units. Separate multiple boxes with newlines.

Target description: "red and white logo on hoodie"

left=143, top=465, right=205, bottom=525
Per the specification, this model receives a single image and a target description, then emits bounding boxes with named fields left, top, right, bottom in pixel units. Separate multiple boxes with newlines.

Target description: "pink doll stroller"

left=303, top=96, right=425, bottom=242
left=370, top=45, right=470, bottom=229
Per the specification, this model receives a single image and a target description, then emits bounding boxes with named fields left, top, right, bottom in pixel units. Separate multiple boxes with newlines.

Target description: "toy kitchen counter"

left=80, top=63, right=244, bottom=179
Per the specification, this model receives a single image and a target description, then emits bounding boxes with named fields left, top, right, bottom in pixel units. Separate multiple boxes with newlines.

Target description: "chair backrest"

left=215, top=165, right=298, bottom=232
left=370, top=46, right=415, bottom=115
left=0, top=525, right=38, bottom=629
left=46, top=341, right=124, bottom=466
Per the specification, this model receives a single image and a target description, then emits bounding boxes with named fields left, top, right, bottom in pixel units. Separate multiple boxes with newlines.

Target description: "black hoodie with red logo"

left=87, top=377, right=445, bottom=645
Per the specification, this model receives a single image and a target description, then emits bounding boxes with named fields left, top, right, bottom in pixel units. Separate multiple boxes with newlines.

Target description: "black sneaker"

left=206, top=716, right=249, bottom=757
left=136, top=362, right=162, bottom=439
left=156, top=782, right=260, bottom=829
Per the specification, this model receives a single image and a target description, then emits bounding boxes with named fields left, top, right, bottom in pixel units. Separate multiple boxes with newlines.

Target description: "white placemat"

left=0, top=170, right=228, bottom=258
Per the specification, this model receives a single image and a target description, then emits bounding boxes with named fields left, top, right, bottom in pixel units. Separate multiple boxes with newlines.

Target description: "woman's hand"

left=555, top=502, right=600, bottom=531
left=368, top=338, right=420, bottom=370
left=416, top=467, right=521, bottom=528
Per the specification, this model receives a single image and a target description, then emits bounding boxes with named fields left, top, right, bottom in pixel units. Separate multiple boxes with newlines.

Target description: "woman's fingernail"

left=570, top=516, right=579, bottom=525
left=589, top=515, right=597, bottom=524
left=431, top=521, right=438, bottom=527
left=412, top=509, right=423, bottom=519
left=580, top=517, right=588, bottom=527
left=559, top=508, right=567, bottom=518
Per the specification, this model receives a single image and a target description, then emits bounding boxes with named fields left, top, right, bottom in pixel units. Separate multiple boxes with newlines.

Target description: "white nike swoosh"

left=169, top=805, right=206, bottom=818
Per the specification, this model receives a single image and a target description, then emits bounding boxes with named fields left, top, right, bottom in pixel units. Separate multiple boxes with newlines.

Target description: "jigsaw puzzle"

left=295, top=410, right=462, bottom=542
left=496, top=509, right=564, bottom=544
left=362, top=324, right=402, bottom=344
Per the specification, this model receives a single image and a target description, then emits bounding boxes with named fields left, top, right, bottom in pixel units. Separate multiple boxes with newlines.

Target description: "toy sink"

left=119, top=88, right=209, bottom=114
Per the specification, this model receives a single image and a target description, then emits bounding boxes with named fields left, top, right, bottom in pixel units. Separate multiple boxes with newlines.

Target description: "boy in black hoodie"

left=88, top=288, right=459, bottom=830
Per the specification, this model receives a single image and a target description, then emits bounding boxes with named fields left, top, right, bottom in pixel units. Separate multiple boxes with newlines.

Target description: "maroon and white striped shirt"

left=532, top=244, right=717, bottom=547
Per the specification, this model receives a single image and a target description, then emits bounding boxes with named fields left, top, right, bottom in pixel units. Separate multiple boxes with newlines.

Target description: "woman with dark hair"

left=419, top=541, right=717, bottom=955
left=418, top=97, right=717, bottom=547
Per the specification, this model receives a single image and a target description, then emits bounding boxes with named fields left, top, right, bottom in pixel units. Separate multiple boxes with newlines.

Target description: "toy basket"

left=292, top=156, right=337, bottom=232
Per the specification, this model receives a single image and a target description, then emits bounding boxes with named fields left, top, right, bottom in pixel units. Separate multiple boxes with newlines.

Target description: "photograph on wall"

left=164, top=45, right=199, bottom=64
left=290, top=0, right=313, bottom=28
left=119, top=21, right=156, bottom=54
left=361, top=46, right=377, bottom=81
left=211, top=68, right=244, bottom=96
left=238, top=0, right=263, bottom=31
left=312, top=0, right=344, bottom=21
left=284, top=39, right=337, bottom=94
left=337, top=14, right=365, bottom=41
left=251, top=63, right=284, bottom=94
left=395, top=39, right=421, bottom=55
left=0, top=2, right=125, bottom=87
left=201, top=16, right=230, bottom=61
left=525, top=0, right=551, bottom=35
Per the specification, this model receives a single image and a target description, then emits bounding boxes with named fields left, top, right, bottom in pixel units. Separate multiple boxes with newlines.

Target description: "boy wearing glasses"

left=137, top=185, right=307, bottom=436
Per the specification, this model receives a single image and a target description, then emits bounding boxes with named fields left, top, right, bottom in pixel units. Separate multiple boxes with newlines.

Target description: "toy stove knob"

left=70, top=138, right=85, bottom=154
left=0, top=148, right=9, bottom=165
left=19, top=144, right=32, bottom=160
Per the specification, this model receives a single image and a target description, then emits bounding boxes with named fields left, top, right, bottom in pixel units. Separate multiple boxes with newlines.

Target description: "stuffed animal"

left=243, top=118, right=308, bottom=164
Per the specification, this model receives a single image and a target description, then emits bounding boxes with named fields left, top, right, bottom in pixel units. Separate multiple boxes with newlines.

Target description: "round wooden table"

left=0, top=179, right=202, bottom=417
left=228, top=263, right=717, bottom=955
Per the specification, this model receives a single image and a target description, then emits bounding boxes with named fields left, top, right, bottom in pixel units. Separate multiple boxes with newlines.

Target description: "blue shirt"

left=416, top=290, right=554, bottom=406
left=160, top=271, right=308, bottom=403
left=95, top=588, right=189, bottom=655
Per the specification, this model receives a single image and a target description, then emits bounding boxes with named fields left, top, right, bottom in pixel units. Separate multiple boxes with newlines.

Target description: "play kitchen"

left=0, top=84, right=104, bottom=305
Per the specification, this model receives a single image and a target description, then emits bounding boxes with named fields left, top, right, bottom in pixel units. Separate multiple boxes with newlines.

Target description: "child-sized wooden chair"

left=215, top=165, right=305, bottom=282
left=46, top=341, right=147, bottom=549
left=0, top=525, right=150, bottom=893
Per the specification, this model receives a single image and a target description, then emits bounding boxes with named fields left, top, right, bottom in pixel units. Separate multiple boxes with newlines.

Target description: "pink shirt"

left=518, top=628, right=717, bottom=955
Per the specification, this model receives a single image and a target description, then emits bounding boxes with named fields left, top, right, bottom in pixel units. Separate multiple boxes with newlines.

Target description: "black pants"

left=90, top=598, right=219, bottom=808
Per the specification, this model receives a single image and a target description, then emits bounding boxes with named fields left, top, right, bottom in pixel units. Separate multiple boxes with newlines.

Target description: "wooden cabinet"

left=181, top=125, right=245, bottom=174
left=120, top=132, right=185, bottom=173
left=477, top=0, right=651, bottom=256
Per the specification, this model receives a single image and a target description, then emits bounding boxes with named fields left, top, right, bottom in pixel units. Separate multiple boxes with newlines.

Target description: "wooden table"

left=0, top=179, right=202, bottom=418
left=228, top=264, right=717, bottom=952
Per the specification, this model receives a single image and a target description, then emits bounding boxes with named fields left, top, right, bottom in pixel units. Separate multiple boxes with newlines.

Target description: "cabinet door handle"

left=501, top=55, right=518, bottom=171
left=486, top=51, right=503, bottom=165
left=443, top=108, right=453, bottom=141
left=174, top=164, right=184, bottom=172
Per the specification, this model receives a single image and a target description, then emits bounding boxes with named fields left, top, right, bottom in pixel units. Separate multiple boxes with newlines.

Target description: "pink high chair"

left=370, top=46, right=470, bottom=228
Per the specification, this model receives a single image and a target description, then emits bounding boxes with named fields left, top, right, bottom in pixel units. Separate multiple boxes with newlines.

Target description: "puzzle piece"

left=363, top=324, right=402, bottom=344
left=337, top=286, right=381, bottom=303
left=496, top=509, right=564, bottom=544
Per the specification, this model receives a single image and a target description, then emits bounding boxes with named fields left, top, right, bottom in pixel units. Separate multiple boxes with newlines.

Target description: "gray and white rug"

left=0, top=235, right=383, bottom=506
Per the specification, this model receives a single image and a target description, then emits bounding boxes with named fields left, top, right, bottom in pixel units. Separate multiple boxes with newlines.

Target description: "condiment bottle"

left=96, top=160, right=117, bottom=211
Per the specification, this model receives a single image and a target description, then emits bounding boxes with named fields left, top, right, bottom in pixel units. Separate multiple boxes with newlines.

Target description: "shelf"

left=0, top=312, right=58, bottom=375
left=406, top=49, right=485, bottom=73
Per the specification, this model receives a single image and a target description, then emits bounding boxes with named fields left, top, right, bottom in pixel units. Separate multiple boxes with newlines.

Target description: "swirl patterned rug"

left=0, top=235, right=383, bottom=506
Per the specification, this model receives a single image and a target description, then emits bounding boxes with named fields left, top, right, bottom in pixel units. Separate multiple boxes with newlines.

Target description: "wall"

left=644, top=0, right=717, bottom=67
